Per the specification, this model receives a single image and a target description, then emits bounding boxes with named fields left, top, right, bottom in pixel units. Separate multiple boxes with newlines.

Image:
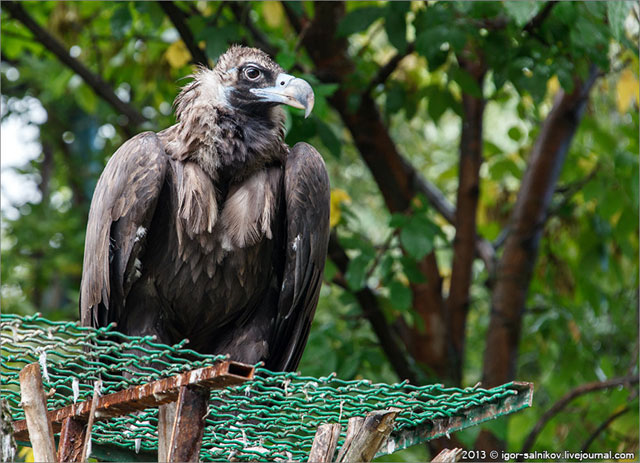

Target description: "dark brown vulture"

left=80, top=46, right=330, bottom=373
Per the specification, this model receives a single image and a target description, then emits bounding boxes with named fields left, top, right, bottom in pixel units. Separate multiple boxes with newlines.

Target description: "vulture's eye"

left=244, top=66, right=261, bottom=80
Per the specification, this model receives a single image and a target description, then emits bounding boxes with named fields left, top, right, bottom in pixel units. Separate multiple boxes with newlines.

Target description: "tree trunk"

left=476, top=67, right=598, bottom=452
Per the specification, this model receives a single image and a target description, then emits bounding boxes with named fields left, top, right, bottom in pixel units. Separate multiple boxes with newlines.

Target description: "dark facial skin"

left=228, top=62, right=283, bottom=117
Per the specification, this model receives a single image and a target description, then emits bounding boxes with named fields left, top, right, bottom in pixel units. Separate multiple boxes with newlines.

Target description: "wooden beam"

left=57, top=418, right=85, bottom=462
left=309, top=423, right=341, bottom=462
left=336, top=409, right=400, bottom=462
left=13, top=360, right=254, bottom=441
left=19, top=363, right=57, bottom=462
left=167, top=385, right=209, bottom=462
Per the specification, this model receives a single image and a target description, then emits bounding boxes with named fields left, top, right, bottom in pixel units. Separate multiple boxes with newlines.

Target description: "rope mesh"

left=2, top=314, right=527, bottom=461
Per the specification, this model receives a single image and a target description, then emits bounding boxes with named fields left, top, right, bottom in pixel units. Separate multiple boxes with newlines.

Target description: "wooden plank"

left=157, top=402, right=177, bottom=462
left=13, top=360, right=254, bottom=441
left=57, top=418, right=85, bottom=462
left=166, top=385, right=209, bottom=462
left=337, top=408, right=400, bottom=462
left=335, top=417, right=364, bottom=462
left=19, top=363, right=57, bottom=462
left=309, top=423, right=341, bottom=462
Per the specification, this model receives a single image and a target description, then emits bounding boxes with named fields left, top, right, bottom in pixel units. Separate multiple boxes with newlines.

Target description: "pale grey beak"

left=250, top=73, right=315, bottom=118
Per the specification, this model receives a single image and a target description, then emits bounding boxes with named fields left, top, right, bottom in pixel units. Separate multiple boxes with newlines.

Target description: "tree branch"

left=446, top=57, right=486, bottom=384
left=365, top=42, right=415, bottom=95
left=520, top=375, right=639, bottom=454
left=158, top=2, right=210, bottom=67
left=581, top=406, right=631, bottom=453
left=475, top=64, right=599, bottom=453
left=523, top=1, right=558, bottom=34
left=228, top=2, right=277, bottom=57
left=4, top=1, right=146, bottom=133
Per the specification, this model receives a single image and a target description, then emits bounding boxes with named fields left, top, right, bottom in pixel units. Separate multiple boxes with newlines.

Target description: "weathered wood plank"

left=19, top=363, right=57, bottom=462
left=337, top=409, right=400, bottom=462
left=309, top=423, right=341, bottom=462
left=166, top=385, right=209, bottom=462
left=57, top=418, right=85, bottom=462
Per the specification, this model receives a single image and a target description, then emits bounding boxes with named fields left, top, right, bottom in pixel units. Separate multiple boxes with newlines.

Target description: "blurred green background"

left=2, top=1, right=638, bottom=460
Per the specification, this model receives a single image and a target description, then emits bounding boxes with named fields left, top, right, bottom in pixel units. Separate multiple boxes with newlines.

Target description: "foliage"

left=1, top=1, right=638, bottom=459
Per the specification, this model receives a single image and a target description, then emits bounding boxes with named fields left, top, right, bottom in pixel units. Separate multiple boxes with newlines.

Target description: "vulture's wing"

left=80, top=132, right=168, bottom=328
left=267, top=142, right=330, bottom=371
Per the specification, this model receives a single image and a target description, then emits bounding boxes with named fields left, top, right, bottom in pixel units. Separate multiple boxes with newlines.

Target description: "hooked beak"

left=250, top=73, right=315, bottom=118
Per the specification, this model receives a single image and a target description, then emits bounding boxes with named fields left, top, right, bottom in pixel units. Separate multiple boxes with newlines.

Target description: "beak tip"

left=304, top=95, right=314, bottom=119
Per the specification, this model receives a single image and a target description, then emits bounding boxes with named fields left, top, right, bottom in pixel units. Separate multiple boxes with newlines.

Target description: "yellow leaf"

left=164, top=40, right=191, bottom=69
left=19, top=446, right=34, bottom=462
left=262, top=2, right=284, bottom=28
left=616, top=68, right=639, bottom=113
left=547, top=75, right=560, bottom=97
left=330, top=188, right=351, bottom=228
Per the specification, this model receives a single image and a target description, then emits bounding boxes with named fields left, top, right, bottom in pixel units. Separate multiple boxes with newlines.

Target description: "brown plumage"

left=80, top=46, right=330, bottom=371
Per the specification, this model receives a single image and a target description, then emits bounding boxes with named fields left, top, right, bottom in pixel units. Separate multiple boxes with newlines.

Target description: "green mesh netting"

left=2, top=314, right=530, bottom=461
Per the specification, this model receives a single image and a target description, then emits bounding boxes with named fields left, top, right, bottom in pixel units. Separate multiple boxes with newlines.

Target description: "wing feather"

left=267, top=142, right=330, bottom=371
left=80, top=132, right=168, bottom=328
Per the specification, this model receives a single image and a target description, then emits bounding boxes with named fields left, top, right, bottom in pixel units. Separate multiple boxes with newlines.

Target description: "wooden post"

left=57, top=418, right=86, bottom=462
left=309, top=423, right=341, bottom=462
left=335, top=417, right=364, bottom=462
left=19, top=363, right=56, bottom=462
left=336, top=409, right=400, bottom=462
left=157, top=402, right=177, bottom=462
left=166, top=385, right=209, bottom=462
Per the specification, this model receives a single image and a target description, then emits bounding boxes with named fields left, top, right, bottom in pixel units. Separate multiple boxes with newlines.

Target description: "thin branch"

left=365, top=42, right=416, bottom=95
left=581, top=406, right=631, bottom=452
left=366, top=230, right=398, bottom=280
left=228, top=2, right=277, bottom=57
left=446, top=60, right=486, bottom=384
left=523, top=1, right=558, bottom=34
left=4, top=1, right=146, bottom=133
left=520, top=375, right=639, bottom=453
left=159, top=2, right=210, bottom=67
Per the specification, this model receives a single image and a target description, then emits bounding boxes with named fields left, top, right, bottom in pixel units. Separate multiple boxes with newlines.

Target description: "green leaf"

left=324, top=259, right=338, bottom=282
left=110, top=4, right=132, bottom=40
left=315, top=119, right=341, bottom=159
left=450, top=67, right=483, bottom=98
left=607, top=1, right=633, bottom=42
left=204, top=24, right=241, bottom=60
left=76, top=84, right=98, bottom=114
left=345, top=253, right=371, bottom=291
left=275, top=51, right=296, bottom=72
left=388, top=279, right=412, bottom=311
left=400, top=256, right=426, bottom=284
left=384, top=2, right=409, bottom=53
left=389, top=213, right=409, bottom=228
left=504, top=1, right=541, bottom=27
left=337, top=6, right=385, bottom=37
left=425, top=86, right=457, bottom=123
left=400, top=216, right=435, bottom=260
left=385, top=84, right=406, bottom=115
left=508, top=126, right=523, bottom=142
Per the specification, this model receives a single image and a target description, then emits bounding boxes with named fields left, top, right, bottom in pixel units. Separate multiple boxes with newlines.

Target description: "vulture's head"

left=168, top=46, right=314, bottom=174
left=174, top=46, right=314, bottom=126
left=216, top=46, right=314, bottom=118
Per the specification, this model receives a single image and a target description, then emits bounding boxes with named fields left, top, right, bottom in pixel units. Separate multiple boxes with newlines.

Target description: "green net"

left=2, top=314, right=531, bottom=461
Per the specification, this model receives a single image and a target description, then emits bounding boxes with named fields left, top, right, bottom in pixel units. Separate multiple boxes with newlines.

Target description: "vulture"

left=80, top=45, right=330, bottom=373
